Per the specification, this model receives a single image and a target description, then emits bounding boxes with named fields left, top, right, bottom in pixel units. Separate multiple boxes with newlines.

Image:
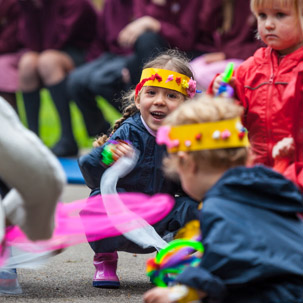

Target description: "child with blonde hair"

left=78, top=50, right=199, bottom=288
left=144, top=95, right=303, bottom=303
left=211, top=0, right=303, bottom=167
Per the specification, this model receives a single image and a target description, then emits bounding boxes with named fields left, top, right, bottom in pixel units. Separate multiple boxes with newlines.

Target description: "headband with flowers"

left=135, top=68, right=197, bottom=98
left=156, top=117, right=249, bottom=153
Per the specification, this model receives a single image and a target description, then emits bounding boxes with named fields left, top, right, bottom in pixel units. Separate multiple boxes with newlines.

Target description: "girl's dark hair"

left=93, top=49, right=194, bottom=147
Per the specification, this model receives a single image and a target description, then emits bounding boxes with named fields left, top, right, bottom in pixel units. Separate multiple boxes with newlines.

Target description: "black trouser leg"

left=22, top=89, right=41, bottom=136
left=0, top=92, right=18, bottom=113
left=47, top=78, right=78, bottom=157
left=127, top=31, right=169, bottom=85
left=67, top=70, right=111, bottom=137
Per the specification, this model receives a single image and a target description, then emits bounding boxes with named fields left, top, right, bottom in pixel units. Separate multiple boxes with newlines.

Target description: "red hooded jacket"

left=234, top=46, right=303, bottom=166
left=273, top=62, right=303, bottom=190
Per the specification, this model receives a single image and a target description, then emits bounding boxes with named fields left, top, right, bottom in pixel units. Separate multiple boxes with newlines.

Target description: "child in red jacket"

left=211, top=0, right=303, bottom=167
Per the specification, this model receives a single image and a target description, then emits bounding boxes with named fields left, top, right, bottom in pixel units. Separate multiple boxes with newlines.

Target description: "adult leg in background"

left=0, top=92, right=17, bottom=113
left=126, top=31, right=169, bottom=85
left=38, top=50, right=78, bottom=157
left=68, top=53, right=128, bottom=137
left=18, top=51, right=41, bottom=136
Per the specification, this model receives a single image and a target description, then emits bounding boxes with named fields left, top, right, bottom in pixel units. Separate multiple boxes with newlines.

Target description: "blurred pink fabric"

left=190, top=57, right=243, bottom=90
left=0, top=193, right=174, bottom=266
left=0, top=50, right=25, bottom=92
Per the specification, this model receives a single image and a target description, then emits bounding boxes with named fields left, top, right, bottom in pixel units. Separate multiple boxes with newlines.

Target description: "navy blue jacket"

left=176, top=165, right=303, bottom=303
left=78, top=112, right=180, bottom=196
left=78, top=113, right=199, bottom=253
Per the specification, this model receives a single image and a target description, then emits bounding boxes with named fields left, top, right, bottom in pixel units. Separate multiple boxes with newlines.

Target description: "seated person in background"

left=191, top=0, right=262, bottom=91
left=67, top=0, right=135, bottom=139
left=17, top=0, right=97, bottom=157
left=90, top=0, right=104, bottom=10
left=120, top=0, right=202, bottom=86
left=144, top=96, right=303, bottom=303
left=0, top=0, right=24, bottom=111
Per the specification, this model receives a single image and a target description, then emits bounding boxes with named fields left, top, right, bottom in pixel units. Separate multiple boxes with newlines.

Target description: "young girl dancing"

left=144, top=95, right=303, bottom=303
left=78, top=50, right=199, bottom=288
left=211, top=0, right=303, bottom=167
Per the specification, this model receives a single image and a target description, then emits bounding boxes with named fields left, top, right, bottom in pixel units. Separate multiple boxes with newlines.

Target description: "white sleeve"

left=0, top=97, right=66, bottom=241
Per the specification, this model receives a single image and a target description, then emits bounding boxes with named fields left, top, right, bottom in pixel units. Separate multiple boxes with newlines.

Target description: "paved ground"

left=2, top=184, right=155, bottom=303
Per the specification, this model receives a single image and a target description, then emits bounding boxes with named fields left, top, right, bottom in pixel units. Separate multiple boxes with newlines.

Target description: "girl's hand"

left=118, top=16, right=161, bottom=48
left=143, top=287, right=175, bottom=303
left=212, top=74, right=236, bottom=95
left=113, top=141, right=134, bottom=160
left=212, top=74, right=223, bottom=95
left=143, top=286, right=207, bottom=303
left=272, top=137, right=295, bottom=159
left=152, top=0, right=166, bottom=5
left=102, top=141, right=135, bottom=166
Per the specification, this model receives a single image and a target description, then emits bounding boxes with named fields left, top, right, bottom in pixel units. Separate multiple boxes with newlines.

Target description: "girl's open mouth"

left=151, top=111, right=166, bottom=120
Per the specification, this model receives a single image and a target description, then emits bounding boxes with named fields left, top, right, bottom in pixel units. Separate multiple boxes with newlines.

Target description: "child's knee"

left=38, top=51, right=62, bottom=81
left=18, top=52, right=40, bottom=87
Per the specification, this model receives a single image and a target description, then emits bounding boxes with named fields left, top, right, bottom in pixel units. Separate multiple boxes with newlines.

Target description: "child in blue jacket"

left=78, top=50, right=199, bottom=288
left=144, top=95, right=303, bottom=303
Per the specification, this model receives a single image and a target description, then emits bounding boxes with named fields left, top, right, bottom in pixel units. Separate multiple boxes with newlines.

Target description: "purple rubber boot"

left=93, top=252, right=120, bottom=288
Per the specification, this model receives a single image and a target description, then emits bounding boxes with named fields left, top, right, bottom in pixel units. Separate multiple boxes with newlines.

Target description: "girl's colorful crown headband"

left=135, top=68, right=197, bottom=98
left=156, top=117, right=249, bottom=153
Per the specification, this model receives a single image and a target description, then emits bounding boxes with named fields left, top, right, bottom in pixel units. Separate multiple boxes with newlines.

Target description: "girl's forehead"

left=252, top=0, right=293, bottom=11
left=144, top=86, right=183, bottom=95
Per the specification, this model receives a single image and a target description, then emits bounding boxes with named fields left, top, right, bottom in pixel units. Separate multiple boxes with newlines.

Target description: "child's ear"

left=177, top=151, right=196, bottom=174
left=134, top=96, right=140, bottom=110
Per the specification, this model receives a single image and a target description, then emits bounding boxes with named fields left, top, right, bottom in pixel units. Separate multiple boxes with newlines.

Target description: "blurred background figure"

left=0, top=95, right=65, bottom=295
left=0, top=0, right=24, bottom=112
left=67, top=0, right=134, bottom=139
left=91, top=0, right=104, bottom=10
left=17, top=0, right=97, bottom=157
left=190, top=0, right=262, bottom=91
left=121, top=0, right=202, bottom=86
left=68, top=0, right=203, bottom=139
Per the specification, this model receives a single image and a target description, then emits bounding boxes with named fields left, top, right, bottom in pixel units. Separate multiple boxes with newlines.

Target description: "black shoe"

left=51, top=139, right=78, bottom=158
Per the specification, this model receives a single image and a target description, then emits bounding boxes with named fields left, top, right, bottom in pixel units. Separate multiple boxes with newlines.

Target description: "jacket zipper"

left=267, top=50, right=275, bottom=165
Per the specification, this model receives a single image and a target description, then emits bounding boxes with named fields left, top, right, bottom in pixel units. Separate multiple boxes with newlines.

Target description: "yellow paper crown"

left=156, top=117, right=249, bottom=153
left=135, top=68, right=196, bottom=98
